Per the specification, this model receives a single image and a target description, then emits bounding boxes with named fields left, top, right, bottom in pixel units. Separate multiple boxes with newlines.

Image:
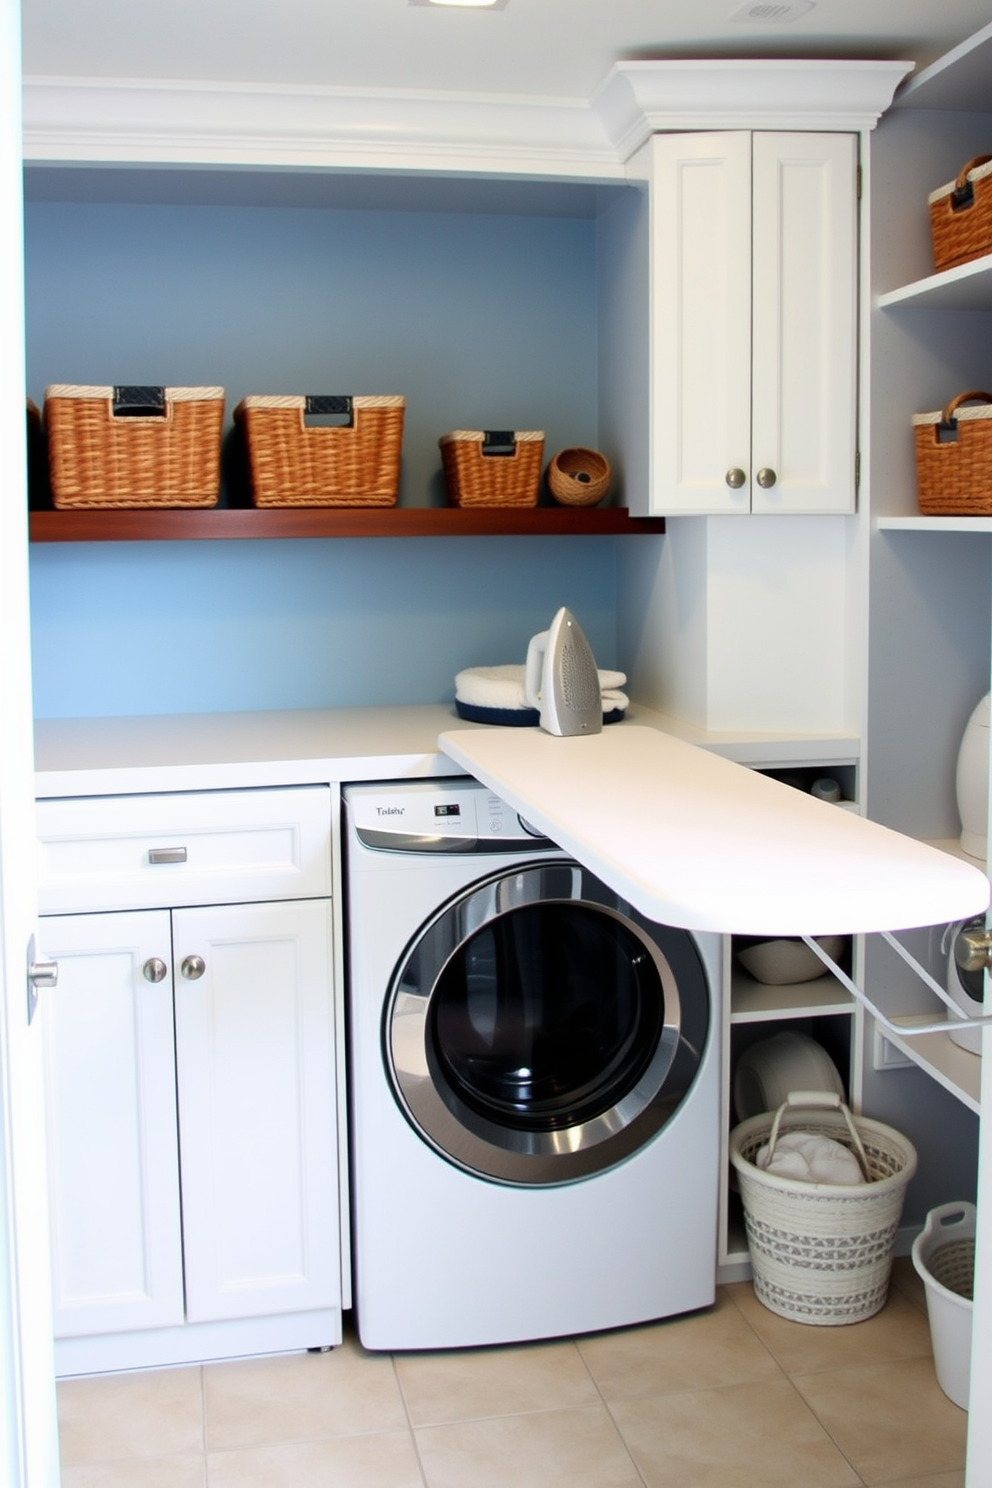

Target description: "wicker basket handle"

left=941, top=390, right=992, bottom=426
left=951, top=156, right=992, bottom=209
left=765, top=1090, right=872, bottom=1182
left=112, top=385, right=166, bottom=418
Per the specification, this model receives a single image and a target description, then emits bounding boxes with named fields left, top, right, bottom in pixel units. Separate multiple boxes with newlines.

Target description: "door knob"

left=143, top=958, right=168, bottom=984
left=955, top=926, right=992, bottom=974
left=725, top=468, right=746, bottom=489
left=26, top=933, right=57, bottom=1025
left=28, top=958, right=58, bottom=990
left=756, top=467, right=778, bottom=489
left=181, top=955, right=206, bottom=981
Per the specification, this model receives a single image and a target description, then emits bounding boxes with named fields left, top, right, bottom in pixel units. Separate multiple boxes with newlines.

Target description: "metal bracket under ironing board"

left=802, top=931, right=992, bottom=1038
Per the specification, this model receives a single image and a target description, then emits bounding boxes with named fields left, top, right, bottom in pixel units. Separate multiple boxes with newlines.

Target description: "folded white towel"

left=455, top=663, right=628, bottom=715
left=755, top=1131, right=865, bottom=1186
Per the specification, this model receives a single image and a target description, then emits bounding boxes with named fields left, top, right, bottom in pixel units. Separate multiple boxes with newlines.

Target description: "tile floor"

left=56, top=1260, right=967, bottom=1488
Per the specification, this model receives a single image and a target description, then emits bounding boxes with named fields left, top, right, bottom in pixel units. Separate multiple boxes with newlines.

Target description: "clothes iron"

left=524, top=606, right=603, bottom=737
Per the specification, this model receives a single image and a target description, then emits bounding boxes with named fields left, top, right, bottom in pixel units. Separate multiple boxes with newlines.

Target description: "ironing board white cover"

left=438, top=724, right=989, bottom=936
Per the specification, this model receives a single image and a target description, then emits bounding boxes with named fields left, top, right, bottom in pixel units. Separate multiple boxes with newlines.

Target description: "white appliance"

left=343, top=776, right=721, bottom=1351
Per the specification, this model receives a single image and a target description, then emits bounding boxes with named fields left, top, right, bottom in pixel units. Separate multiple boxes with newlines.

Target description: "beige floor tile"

left=873, top=1475, right=965, bottom=1488
left=204, top=1338, right=408, bottom=1451
left=57, top=1366, right=204, bottom=1466
left=395, top=1337, right=598, bottom=1426
left=576, top=1289, right=782, bottom=1400
left=415, top=1404, right=642, bottom=1488
left=793, top=1357, right=966, bottom=1485
left=207, top=1431, right=424, bottom=1488
left=610, top=1379, right=861, bottom=1488
left=726, top=1279, right=934, bottom=1375
left=61, top=1456, right=205, bottom=1488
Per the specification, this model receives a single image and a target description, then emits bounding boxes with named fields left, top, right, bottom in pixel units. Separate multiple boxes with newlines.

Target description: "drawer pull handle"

left=143, top=958, right=168, bottom=984
left=181, top=955, right=206, bottom=981
left=148, top=847, right=187, bottom=865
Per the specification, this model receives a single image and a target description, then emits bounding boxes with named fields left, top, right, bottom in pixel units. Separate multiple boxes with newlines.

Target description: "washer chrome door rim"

left=385, top=861, right=690, bottom=1186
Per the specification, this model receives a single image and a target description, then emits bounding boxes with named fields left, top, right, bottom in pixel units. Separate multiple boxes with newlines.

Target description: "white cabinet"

left=173, top=898, right=337, bottom=1324
left=40, top=910, right=184, bottom=1339
left=35, top=785, right=342, bottom=1374
left=640, top=130, right=858, bottom=516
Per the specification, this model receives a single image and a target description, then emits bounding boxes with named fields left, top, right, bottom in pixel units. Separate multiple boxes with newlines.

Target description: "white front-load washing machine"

left=343, top=776, right=721, bottom=1351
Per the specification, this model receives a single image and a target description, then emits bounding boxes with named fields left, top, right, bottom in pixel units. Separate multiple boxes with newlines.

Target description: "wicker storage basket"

left=235, top=395, right=405, bottom=507
left=913, top=391, right=992, bottom=515
left=729, top=1092, right=917, bottom=1326
left=45, top=385, right=224, bottom=509
left=439, top=429, right=544, bottom=508
left=546, top=447, right=611, bottom=507
left=930, top=156, right=992, bottom=273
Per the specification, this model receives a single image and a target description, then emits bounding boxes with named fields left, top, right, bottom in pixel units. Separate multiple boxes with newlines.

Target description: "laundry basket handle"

left=765, top=1091, right=872, bottom=1182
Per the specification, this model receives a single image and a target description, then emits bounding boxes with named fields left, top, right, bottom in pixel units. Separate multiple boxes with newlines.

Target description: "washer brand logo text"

left=376, top=807, right=405, bottom=816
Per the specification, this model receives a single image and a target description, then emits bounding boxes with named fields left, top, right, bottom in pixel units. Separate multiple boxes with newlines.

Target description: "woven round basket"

left=546, top=447, right=611, bottom=507
left=729, top=1093, right=917, bottom=1326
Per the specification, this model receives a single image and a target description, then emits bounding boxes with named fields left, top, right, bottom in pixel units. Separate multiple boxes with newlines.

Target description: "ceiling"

left=19, top=0, right=992, bottom=102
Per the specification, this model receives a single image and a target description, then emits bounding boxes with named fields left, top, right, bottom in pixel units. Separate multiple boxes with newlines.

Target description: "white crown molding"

left=593, top=59, right=915, bottom=160
left=23, top=59, right=916, bottom=181
left=22, top=75, right=625, bottom=180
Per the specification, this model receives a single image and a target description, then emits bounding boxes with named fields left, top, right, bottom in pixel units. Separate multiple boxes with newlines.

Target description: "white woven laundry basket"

left=729, top=1092, right=917, bottom=1325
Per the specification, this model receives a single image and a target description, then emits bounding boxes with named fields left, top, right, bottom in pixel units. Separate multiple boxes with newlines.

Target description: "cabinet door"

left=173, top=899, right=338, bottom=1323
left=649, top=130, right=857, bottom=516
left=650, top=131, right=752, bottom=515
left=38, top=911, right=184, bottom=1338
left=751, top=132, right=858, bottom=515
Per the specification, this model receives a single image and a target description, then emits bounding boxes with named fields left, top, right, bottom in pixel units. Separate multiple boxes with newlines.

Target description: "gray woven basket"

left=729, top=1092, right=917, bottom=1325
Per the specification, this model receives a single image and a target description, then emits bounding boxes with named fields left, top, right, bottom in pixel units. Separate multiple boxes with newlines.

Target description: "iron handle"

left=756, top=467, right=777, bottom=489
left=725, top=468, right=746, bottom=489
left=181, top=955, right=206, bottom=981
left=955, top=927, right=992, bottom=974
left=148, top=847, right=187, bottom=865
left=143, top=958, right=168, bottom=984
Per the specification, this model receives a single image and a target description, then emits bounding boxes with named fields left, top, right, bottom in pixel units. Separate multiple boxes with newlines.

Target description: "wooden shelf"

left=878, top=516, right=992, bottom=533
left=884, top=1016, right=982, bottom=1115
left=28, top=506, right=666, bottom=543
left=730, top=969, right=854, bottom=1024
left=876, top=253, right=992, bottom=311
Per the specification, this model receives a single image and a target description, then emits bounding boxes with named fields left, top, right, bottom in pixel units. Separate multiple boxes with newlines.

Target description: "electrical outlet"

left=873, top=1025, right=914, bottom=1071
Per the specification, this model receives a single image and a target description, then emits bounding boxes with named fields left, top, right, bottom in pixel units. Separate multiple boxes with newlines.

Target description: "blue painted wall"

left=25, top=197, right=615, bottom=717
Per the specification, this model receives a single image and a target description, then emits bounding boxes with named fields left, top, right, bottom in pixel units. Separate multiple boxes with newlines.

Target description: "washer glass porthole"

left=385, top=862, right=708, bottom=1186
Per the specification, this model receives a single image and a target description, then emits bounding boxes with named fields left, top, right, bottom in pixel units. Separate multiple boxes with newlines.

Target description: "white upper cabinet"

left=645, top=130, right=858, bottom=517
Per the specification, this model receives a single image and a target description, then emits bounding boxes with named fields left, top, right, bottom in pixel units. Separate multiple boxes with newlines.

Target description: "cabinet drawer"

left=37, top=786, right=332, bottom=913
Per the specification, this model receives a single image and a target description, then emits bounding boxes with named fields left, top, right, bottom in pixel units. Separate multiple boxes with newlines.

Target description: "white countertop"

left=37, top=701, right=975, bottom=938
left=438, top=724, right=990, bottom=937
left=32, top=702, right=857, bottom=796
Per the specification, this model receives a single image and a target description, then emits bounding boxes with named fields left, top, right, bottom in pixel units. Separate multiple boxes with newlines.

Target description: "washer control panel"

left=345, top=778, right=555, bottom=854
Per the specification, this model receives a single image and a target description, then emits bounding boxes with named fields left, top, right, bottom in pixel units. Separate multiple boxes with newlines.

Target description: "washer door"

left=386, top=861, right=709, bottom=1185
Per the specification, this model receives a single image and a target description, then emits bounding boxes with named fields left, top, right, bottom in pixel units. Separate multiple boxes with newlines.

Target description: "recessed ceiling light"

left=409, top=0, right=507, bottom=9
left=728, top=1, right=815, bottom=21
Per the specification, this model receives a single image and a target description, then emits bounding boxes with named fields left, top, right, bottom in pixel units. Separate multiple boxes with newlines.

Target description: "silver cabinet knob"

left=725, top=468, right=746, bottom=489
left=143, top=958, right=168, bottom=984
left=181, top=955, right=206, bottom=981
left=955, top=926, right=992, bottom=974
left=756, top=467, right=777, bottom=489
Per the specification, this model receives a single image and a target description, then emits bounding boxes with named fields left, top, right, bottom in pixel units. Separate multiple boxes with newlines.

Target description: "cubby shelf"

left=28, top=506, right=665, bottom=543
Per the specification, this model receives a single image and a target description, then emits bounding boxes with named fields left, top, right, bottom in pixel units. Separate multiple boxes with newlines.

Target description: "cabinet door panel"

left=751, top=132, right=858, bottom=514
left=173, top=899, right=338, bottom=1323
left=39, top=911, right=184, bottom=1337
left=650, top=131, right=752, bottom=515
